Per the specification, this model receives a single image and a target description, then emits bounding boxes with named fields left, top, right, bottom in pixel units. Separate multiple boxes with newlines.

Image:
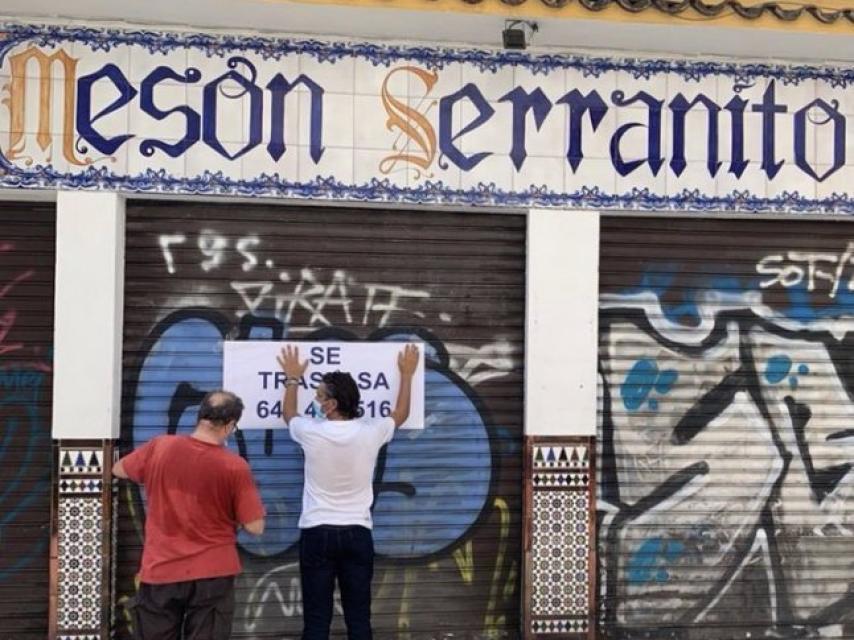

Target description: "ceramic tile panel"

left=0, top=22, right=850, bottom=212
left=526, top=437, right=595, bottom=640
left=55, top=442, right=114, bottom=640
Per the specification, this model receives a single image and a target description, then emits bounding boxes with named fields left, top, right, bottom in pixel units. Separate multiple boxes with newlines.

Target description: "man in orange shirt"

left=114, top=389, right=266, bottom=640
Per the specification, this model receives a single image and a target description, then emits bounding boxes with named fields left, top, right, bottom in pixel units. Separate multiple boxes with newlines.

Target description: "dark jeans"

left=300, top=525, right=375, bottom=640
left=130, top=576, right=235, bottom=640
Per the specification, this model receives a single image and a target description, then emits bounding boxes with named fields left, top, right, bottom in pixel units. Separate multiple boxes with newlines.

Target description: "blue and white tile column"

left=54, top=446, right=109, bottom=640
left=50, top=192, right=125, bottom=640
left=523, top=209, right=599, bottom=640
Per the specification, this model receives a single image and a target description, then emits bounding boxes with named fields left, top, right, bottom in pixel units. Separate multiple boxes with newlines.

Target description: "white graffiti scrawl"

left=158, top=230, right=439, bottom=331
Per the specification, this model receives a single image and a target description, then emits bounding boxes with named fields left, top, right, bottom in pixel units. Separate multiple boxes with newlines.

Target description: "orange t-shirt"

left=121, top=435, right=265, bottom=584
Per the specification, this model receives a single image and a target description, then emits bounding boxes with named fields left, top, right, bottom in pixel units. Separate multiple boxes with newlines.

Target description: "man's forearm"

left=391, top=375, right=413, bottom=427
left=112, top=458, right=129, bottom=479
left=282, top=381, right=299, bottom=424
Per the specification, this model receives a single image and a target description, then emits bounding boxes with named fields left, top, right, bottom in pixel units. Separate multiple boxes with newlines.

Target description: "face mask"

left=312, top=399, right=327, bottom=419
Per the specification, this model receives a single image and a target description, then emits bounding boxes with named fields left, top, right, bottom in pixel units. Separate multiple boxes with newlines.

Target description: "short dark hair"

left=198, top=390, right=244, bottom=427
left=322, top=371, right=361, bottom=420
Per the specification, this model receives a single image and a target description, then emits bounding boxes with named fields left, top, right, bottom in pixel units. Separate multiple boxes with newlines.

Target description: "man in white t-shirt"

left=277, top=343, right=419, bottom=640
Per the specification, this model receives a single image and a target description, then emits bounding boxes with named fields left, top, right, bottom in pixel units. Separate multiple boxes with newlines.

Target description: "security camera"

left=502, top=20, right=538, bottom=50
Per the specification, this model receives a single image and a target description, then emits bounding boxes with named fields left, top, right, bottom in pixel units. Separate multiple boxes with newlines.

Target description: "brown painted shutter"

left=599, top=215, right=854, bottom=639
left=0, top=203, right=55, bottom=638
left=117, top=201, right=525, bottom=638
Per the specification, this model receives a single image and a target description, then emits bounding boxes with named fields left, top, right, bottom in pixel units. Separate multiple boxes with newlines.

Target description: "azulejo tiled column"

left=50, top=192, right=126, bottom=640
left=524, top=438, right=596, bottom=639
left=523, top=210, right=599, bottom=639
left=51, top=441, right=117, bottom=640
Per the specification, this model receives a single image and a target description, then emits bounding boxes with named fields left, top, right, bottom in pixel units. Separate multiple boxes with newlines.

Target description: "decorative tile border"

left=52, top=441, right=115, bottom=640
left=5, top=167, right=851, bottom=215
left=533, top=445, right=588, bottom=470
left=532, top=472, right=589, bottom=489
left=524, top=437, right=595, bottom=640
left=58, top=478, right=104, bottom=495
left=59, top=450, right=104, bottom=475
left=531, top=618, right=589, bottom=634
left=2, top=22, right=851, bottom=84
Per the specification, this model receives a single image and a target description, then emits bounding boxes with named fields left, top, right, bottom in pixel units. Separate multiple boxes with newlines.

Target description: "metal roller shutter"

left=598, top=215, right=854, bottom=640
left=116, top=201, right=525, bottom=639
left=0, top=203, right=54, bottom=638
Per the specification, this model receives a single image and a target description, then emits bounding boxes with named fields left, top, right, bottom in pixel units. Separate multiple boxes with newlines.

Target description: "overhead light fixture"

left=502, top=20, right=538, bottom=51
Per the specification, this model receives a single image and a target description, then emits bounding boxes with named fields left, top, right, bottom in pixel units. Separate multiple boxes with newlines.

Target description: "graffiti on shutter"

left=117, top=204, right=524, bottom=638
left=599, top=219, right=854, bottom=639
left=0, top=207, right=54, bottom=638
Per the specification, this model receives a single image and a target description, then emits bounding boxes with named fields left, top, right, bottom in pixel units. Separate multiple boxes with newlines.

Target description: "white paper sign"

left=223, top=341, right=425, bottom=429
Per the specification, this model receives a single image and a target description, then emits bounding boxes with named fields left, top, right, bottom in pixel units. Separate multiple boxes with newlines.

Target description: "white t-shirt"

left=289, top=415, right=396, bottom=529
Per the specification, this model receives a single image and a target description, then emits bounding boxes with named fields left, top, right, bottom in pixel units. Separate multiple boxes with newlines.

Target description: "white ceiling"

left=1, top=0, right=853, bottom=63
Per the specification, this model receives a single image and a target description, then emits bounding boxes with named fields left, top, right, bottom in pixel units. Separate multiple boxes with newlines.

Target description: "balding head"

left=197, top=390, right=244, bottom=428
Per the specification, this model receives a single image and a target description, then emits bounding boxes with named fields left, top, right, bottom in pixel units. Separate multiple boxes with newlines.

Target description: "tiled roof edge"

left=459, top=0, right=854, bottom=26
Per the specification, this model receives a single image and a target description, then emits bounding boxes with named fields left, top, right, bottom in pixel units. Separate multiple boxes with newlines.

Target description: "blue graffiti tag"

left=621, top=359, right=658, bottom=411
left=763, top=354, right=813, bottom=390
left=654, top=369, right=678, bottom=394
left=623, top=269, right=764, bottom=327
left=621, top=359, right=679, bottom=412
left=627, top=537, right=686, bottom=584
left=764, top=354, right=792, bottom=384
left=629, top=265, right=854, bottom=326
left=129, top=312, right=494, bottom=559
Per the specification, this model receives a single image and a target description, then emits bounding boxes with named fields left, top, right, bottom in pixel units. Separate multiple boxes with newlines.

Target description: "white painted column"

left=523, top=209, right=600, bottom=639
left=525, top=208, right=599, bottom=436
left=52, top=191, right=126, bottom=440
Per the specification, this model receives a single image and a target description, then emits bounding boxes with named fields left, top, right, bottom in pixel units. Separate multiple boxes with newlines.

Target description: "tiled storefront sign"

left=1, top=22, right=852, bottom=212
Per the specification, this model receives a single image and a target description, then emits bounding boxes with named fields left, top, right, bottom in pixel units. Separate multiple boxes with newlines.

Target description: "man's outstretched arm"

left=277, top=344, right=308, bottom=426
left=390, top=344, right=419, bottom=428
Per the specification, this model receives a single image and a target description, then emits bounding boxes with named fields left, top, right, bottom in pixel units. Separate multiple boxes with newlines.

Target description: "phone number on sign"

left=256, top=399, right=392, bottom=419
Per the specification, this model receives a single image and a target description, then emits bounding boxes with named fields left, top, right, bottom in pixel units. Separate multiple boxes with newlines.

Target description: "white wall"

left=52, top=191, right=126, bottom=440
left=525, top=209, right=599, bottom=436
left=2, top=5, right=851, bottom=62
